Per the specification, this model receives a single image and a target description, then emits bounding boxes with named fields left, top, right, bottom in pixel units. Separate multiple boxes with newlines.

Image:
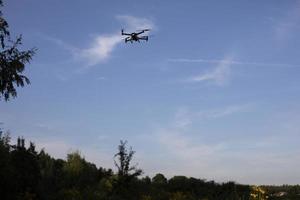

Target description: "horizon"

left=1, top=0, right=300, bottom=185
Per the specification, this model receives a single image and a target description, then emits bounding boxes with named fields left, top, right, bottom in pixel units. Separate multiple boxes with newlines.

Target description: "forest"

left=1, top=131, right=299, bottom=200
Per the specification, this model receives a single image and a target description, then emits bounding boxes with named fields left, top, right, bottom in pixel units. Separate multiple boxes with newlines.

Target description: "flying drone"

left=121, top=29, right=150, bottom=43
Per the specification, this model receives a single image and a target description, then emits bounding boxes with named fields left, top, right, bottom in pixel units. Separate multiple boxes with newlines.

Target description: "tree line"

left=1, top=131, right=299, bottom=200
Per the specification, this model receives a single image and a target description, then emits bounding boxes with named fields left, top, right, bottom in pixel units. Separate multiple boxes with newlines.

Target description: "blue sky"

left=1, top=0, right=300, bottom=184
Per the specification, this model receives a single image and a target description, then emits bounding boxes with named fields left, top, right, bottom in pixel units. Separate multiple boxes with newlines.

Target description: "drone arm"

left=121, top=29, right=131, bottom=35
left=136, top=30, right=145, bottom=35
left=137, top=29, right=150, bottom=35
left=138, top=36, right=148, bottom=41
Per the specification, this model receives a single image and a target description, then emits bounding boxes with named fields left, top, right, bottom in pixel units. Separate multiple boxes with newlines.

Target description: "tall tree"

left=0, top=130, right=12, bottom=200
left=10, top=138, right=40, bottom=199
left=0, top=0, right=35, bottom=101
left=114, top=140, right=142, bottom=179
left=113, top=140, right=143, bottom=199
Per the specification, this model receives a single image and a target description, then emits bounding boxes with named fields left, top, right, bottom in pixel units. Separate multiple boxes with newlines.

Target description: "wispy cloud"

left=151, top=106, right=300, bottom=183
left=42, top=15, right=155, bottom=68
left=196, top=104, right=251, bottom=124
left=169, top=58, right=298, bottom=67
left=78, top=15, right=155, bottom=67
left=79, top=15, right=155, bottom=67
left=97, top=76, right=106, bottom=81
left=152, top=108, right=229, bottom=179
left=171, top=104, right=251, bottom=127
left=196, top=104, right=252, bottom=119
left=173, top=107, right=193, bottom=128
left=79, top=34, right=123, bottom=66
left=173, top=55, right=299, bottom=86
left=37, top=33, right=78, bottom=55
left=186, top=56, right=232, bottom=86
left=157, top=128, right=224, bottom=161
left=156, top=104, right=252, bottom=158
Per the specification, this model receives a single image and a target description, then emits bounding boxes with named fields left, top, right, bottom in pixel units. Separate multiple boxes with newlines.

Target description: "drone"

left=121, top=29, right=150, bottom=43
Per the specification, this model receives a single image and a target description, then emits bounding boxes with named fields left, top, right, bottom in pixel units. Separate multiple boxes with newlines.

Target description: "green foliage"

left=170, top=192, right=192, bottom=200
left=0, top=131, right=12, bottom=200
left=64, top=152, right=85, bottom=177
left=0, top=1, right=35, bottom=101
left=114, top=140, right=143, bottom=179
left=0, top=133, right=299, bottom=200
left=113, top=140, right=143, bottom=199
left=152, top=173, right=167, bottom=185
left=0, top=135, right=40, bottom=200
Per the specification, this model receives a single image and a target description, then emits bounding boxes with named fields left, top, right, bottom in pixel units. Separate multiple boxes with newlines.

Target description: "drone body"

left=121, top=29, right=150, bottom=43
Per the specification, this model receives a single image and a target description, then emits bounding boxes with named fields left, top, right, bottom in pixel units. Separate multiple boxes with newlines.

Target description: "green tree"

left=0, top=0, right=36, bottom=101
left=113, top=140, right=143, bottom=199
left=169, top=176, right=190, bottom=192
left=152, top=173, right=167, bottom=185
left=37, top=150, right=66, bottom=200
left=61, top=151, right=100, bottom=199
left=10, top=139, right=40, bottom=199
left=0, top=130, right=13, bottom=200
left=114, top=140, right=143, bottom=179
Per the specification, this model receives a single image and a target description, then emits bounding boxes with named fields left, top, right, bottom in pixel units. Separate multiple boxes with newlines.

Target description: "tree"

left=113, top=140, right=143, bottom=199
left=0, top=0, right=36, bottom=101
left=0, top=130, right=13, bottom=200
left=10, top=138, right=40, bottom=199
left=114, top=140, right=143, bottom=180
left=152, top=173, right=167, bottom=185
left=151, top=173, right=169, bottom=200
left=169, top=176, right=190, bottom=192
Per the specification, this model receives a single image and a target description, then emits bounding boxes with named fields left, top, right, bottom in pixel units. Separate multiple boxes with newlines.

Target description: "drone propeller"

left=137, top=28, right=151, bottom=32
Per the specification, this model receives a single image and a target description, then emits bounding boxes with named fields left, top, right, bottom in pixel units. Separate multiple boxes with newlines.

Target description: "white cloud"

left=152, top=108, right=228, bottom=179
left=173, top=107, right=192, bottom=129
left=151, top=107, right=300, bottom=184
left=199, top=104, right=251, bottom=119
left=171, top=104, right=252, bottom=126
left=80, top=34, right=123, bottom=66
left=187, top=56, right=232, bottom=86
left=171, top=57, right=298, bottom=87
left=168, top=58, right=298, bottom=67
left=78, top=15, right=155, bottom=67
left=37, top=33, right=78, bottom=55
left=41, top=16, right=155, bottom=68
left=97, top=76, right=106, bottom=81
left=157, top=129, right=224, bottom=161
left=170, top=104, right=251, bottom=128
